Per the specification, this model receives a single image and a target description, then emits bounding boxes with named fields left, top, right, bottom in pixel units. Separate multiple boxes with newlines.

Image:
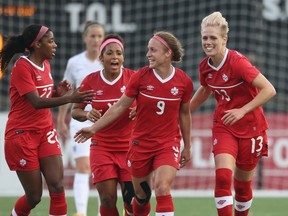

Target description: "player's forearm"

left=57, top=103, right=71, bottom=123
left=71, top=106, right=88, bottom=122
left=190, top=86, right=211, bottom=113
left=242, top=86, right=276, bottom=114
left=90, top=102, right=125, bottom=133
left=179, top=109, right=191, bottom=149
left=27, top=94, right=72, bottom=109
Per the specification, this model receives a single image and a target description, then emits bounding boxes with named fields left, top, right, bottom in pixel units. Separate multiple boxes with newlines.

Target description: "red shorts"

left=127, top=144, right=181, bottom=178
left=5, top=126, right=62, bottom=171
left=212, top=128, right=268, bottom=171
left=90, top=147, right=131, bottom=184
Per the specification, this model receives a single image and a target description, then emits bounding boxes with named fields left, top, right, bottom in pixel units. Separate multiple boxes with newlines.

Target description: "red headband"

left=153, top=35, right=173, bottom=54
left=99, top=38, right=124, bottom=54
left=30, top=26, right=49, bottom=47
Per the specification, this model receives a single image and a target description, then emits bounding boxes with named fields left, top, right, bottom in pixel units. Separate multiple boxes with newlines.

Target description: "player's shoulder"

left=228, top=49, right=247, bottom=63
left=12, top=57, right=30, bottom=76
left=226, top=50, right=253, bottom=73
left=136, top=66, right=152, bottom=74
left=81, top=70, right=100, bottom=85
left=86, top=70, right=100, bottom=79
left=14, top=56, right=29, bottom=66
left=122, top=67, right=136, bottom=74
left=15, top=56, right=50, bottom=70
left=199, top=56, right=210, bottom=68
left=174, top=67, right=187, bottom=74
left=174, top=67, right=191, bottom=80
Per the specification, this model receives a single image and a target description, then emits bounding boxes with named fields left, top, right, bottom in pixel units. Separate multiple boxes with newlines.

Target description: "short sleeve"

left=234, top=57, right=260, bottom=83
left=125, top=70, right=141, bottom=98
left=182, top=74, right=194, bottom=103
left=11, top=62, right=36, bottom=96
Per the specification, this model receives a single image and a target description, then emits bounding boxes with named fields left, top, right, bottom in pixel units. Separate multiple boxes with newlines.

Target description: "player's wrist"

left=241, top=107, right=249, bottom=115
left=86, top=111, right=90, bottom=120
left=53, top=89, right=60, bottom=97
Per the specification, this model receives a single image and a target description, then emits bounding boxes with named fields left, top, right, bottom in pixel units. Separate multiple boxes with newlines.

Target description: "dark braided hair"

left=0, top=24, right=49, bottom=78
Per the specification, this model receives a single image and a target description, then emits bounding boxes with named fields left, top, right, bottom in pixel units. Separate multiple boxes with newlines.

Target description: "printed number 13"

left=251, top=136, right=263, bottom=153
left=215, top=89, right=231, bottom=101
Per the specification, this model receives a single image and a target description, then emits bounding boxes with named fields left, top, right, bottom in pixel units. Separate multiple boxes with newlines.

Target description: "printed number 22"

left=40, top=87, right=52, bottom=98
left=47, top=129, right=59, bottom=144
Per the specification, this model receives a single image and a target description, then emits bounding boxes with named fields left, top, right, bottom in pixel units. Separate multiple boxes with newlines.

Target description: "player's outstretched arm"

left=74, top=126, right=94, bottom=143
left=74, top=93, right=135, bottom=143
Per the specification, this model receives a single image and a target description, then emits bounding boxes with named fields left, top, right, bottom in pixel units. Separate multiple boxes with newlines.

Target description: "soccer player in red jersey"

left=0, top=24, right=94, bottom=216
left=57, top=21, right=105, bottom=216
left=72, top=34, right=136, bottom=216
left=190, top=12, right=276, bottom=216
left=74, top=31, right=193, bottom=216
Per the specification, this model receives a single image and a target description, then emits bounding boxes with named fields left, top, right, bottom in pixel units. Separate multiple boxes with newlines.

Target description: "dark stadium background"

left=1, top=0, right=287, bottom=112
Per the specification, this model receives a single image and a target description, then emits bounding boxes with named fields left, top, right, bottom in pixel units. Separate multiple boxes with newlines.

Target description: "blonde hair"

left=201, top=11, right=229, bottom=37
left=83, top=21, right=104, bottom=35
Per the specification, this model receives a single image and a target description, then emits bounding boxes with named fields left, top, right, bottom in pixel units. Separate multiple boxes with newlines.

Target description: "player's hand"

left=56, top=80, right=73, bottom=96
left=129, top=106, right=137, bottom=120
left=74, top=126, right=94, bottom=143
left=221, top=108, right=246, bottom=125
left=70, top=85, right=95, bottom=103
left=180, top=147, right=191, bottom=168
left=86, top=108, right=103, bottom=123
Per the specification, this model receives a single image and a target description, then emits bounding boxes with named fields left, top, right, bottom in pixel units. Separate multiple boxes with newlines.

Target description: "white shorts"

left=69, top=119, right=92, bottom=159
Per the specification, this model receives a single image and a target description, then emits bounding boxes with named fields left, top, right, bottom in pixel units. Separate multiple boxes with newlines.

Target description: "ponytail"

left=0, top=24, right=48, bottom=79
left=0, top=35, right=26, bottom=78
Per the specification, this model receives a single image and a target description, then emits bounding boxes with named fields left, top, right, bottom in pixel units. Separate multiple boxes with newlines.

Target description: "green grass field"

left=0, top=196, right=287, bottom=216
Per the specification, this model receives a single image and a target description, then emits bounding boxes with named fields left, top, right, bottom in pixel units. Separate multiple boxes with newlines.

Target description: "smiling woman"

left=0, top=25, right=54, bottom=77
left=73, top=31, right=193, bottom=216
left=71, top=33, right=136, bottom=216
left=190, top=11, right=276, bottom=216
left=0, top=24, right=95, bottom=216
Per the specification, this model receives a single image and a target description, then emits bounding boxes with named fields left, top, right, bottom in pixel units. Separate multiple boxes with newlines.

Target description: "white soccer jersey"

left=63, top=51, right=103, bottom=128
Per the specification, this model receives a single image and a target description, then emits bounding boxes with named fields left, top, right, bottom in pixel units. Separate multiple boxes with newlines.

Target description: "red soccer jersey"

left=80, top=68, right=136, bottom=151
left=125, top=66, right=193, bottom=152
left=5, top=57, right=54, bottom=136
left=199, top=49, right=268, bottom=137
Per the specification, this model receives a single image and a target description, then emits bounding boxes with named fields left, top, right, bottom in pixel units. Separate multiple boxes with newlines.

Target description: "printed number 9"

left=156, top=101, right=165, bottom=115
